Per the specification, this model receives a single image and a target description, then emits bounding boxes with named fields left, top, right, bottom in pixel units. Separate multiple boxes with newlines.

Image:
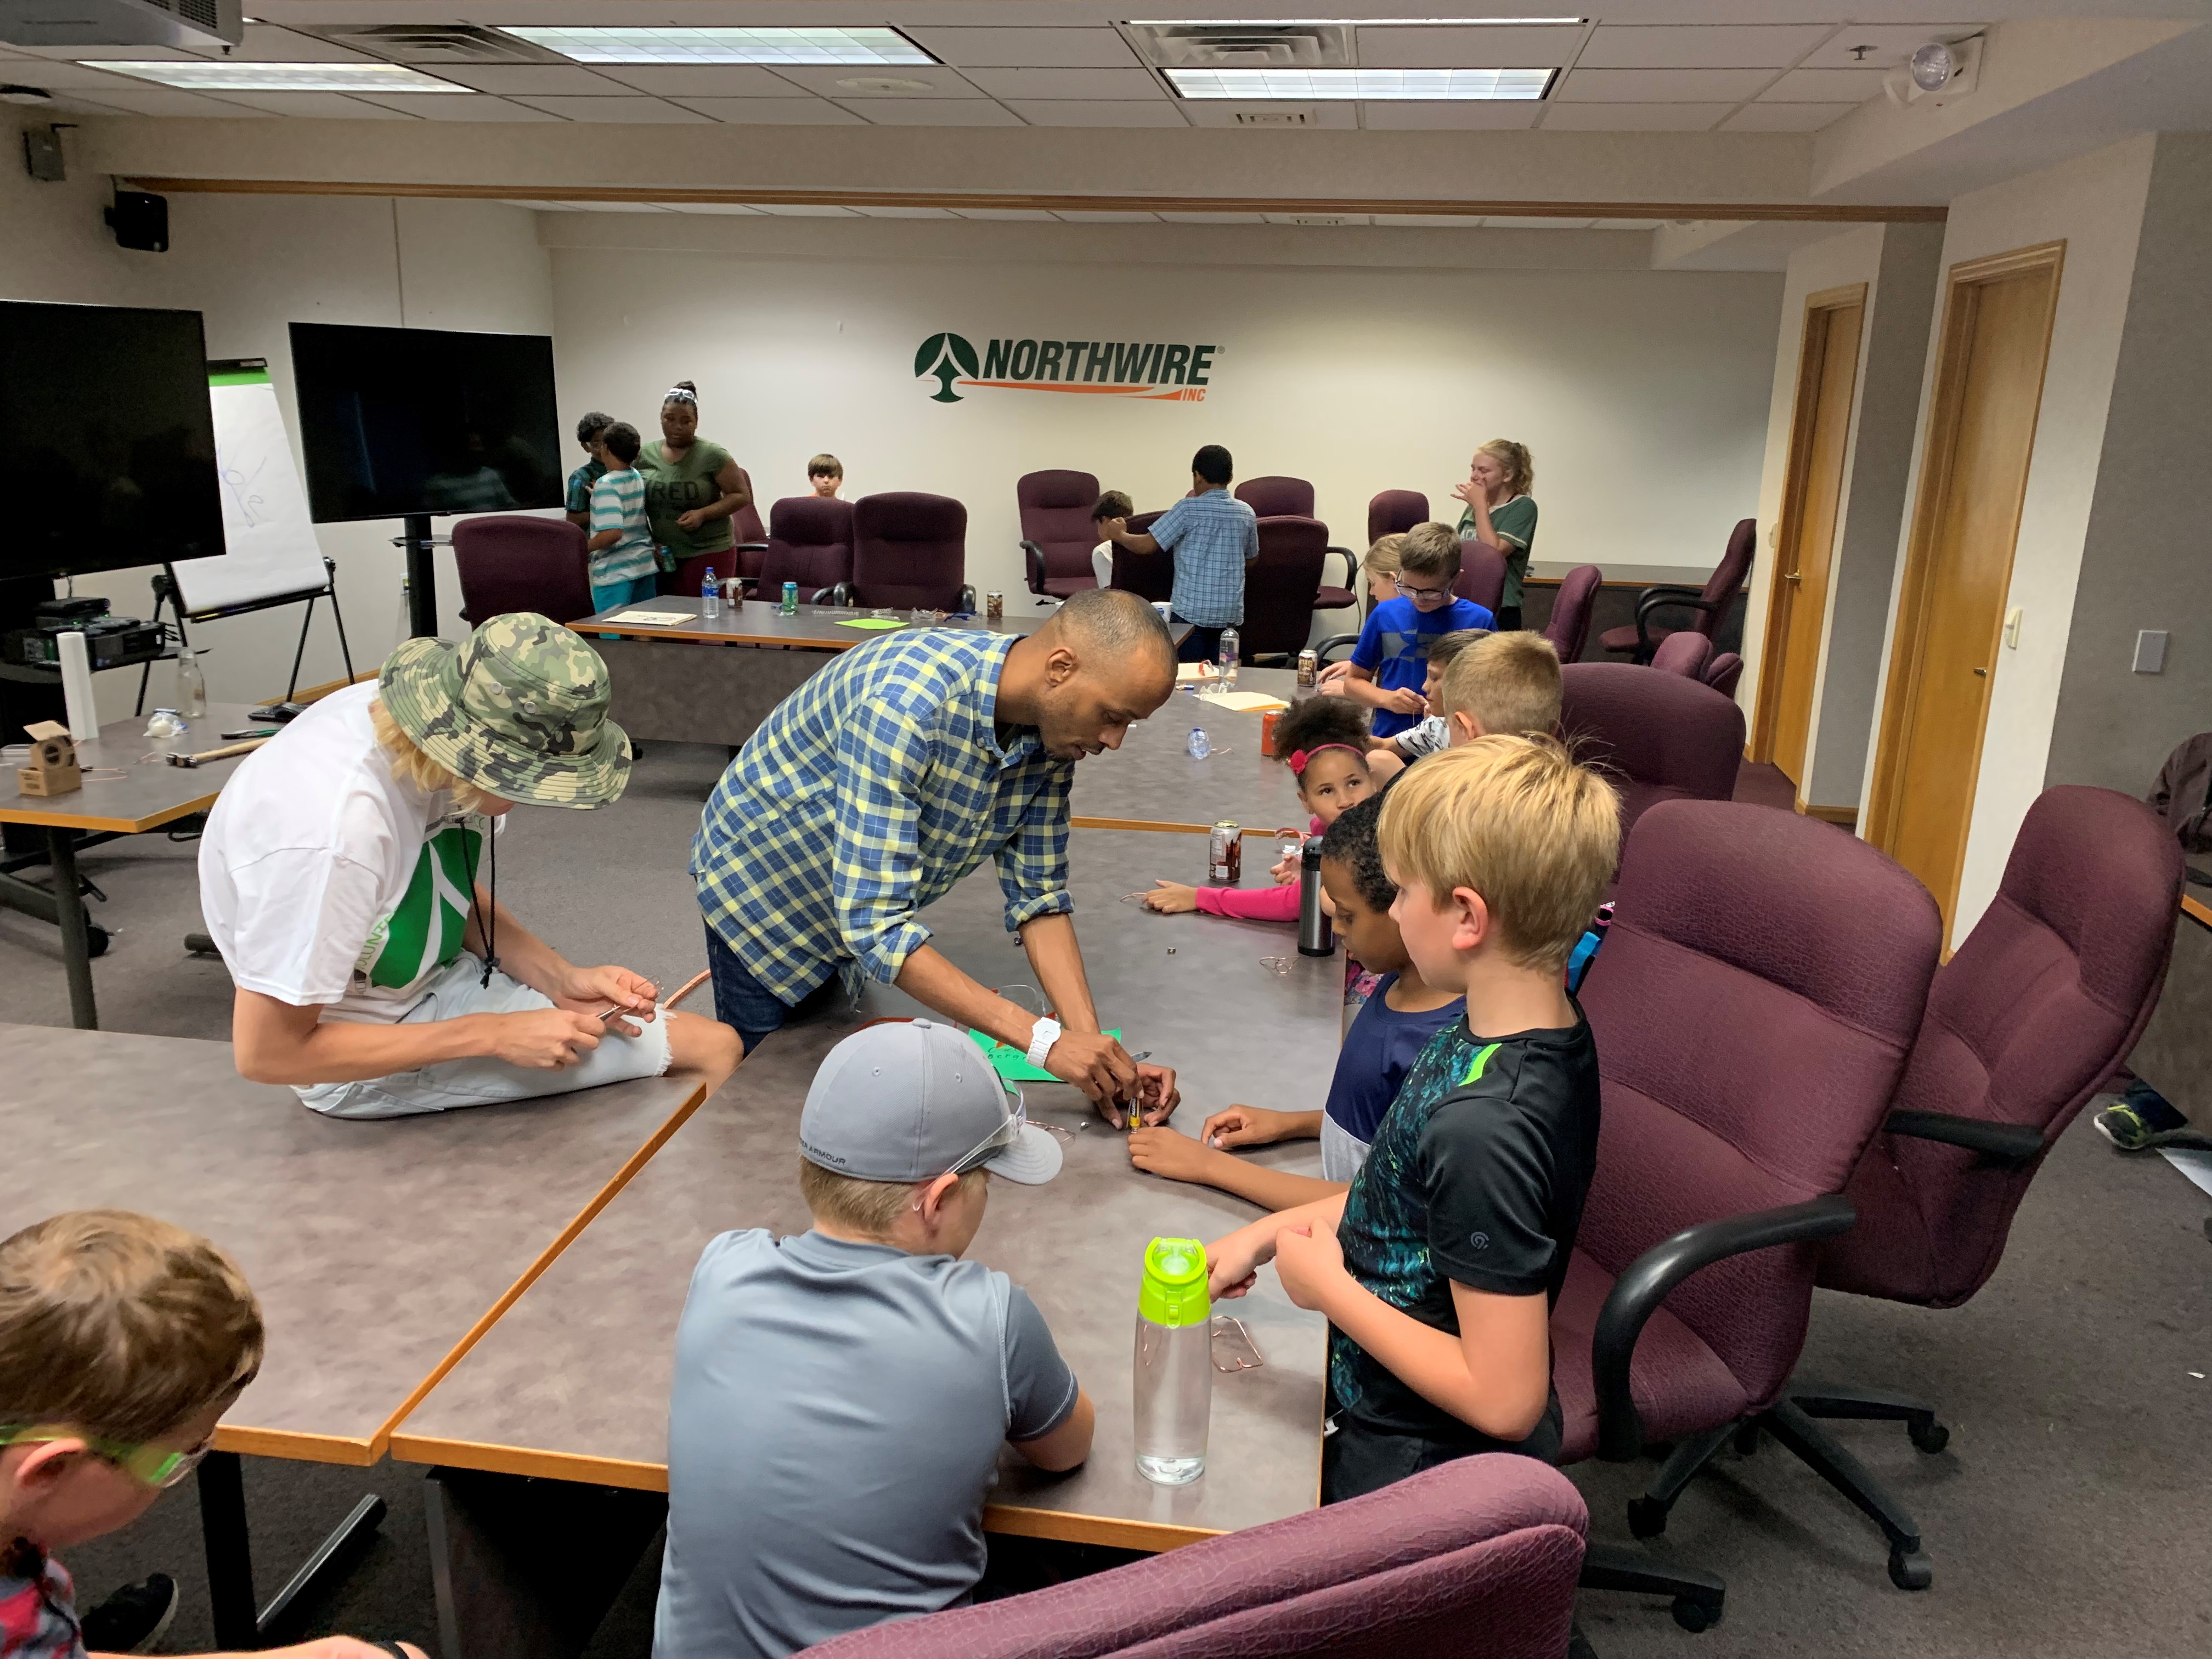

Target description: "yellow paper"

left=1196, top=690, right=1289, bottom=713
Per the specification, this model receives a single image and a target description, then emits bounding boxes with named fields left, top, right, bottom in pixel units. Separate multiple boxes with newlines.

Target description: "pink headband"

left=1286, top=742, right=1362, bottom=777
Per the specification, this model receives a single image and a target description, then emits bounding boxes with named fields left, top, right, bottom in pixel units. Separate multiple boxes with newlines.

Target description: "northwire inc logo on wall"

left=915, top=332, right=1218, bottom=404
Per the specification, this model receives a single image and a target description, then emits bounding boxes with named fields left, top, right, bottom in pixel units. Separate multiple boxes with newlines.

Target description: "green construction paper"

left=834, top=617, right=909, bottom=630
left=969, top=1027, right=1124, bottom=1082
left=207, top=368, right=272, bottom=387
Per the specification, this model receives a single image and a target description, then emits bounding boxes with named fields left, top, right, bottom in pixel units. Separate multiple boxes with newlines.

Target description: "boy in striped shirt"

left=587, top=421, right=658, bottom=610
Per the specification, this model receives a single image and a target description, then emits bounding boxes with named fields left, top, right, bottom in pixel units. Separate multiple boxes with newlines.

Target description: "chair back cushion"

left=761, top=496, right=856, bottom=596
left=1367, top=489, right=1429, bottom=545
left=794, top=1454, right=1585, bottom=1659
left=1576, top=801, right=1940, bottom=1410
left=1109, top=510, right=1175, bottom=603
left=1558, top=663, right=1743, bottom=839
left=1689, top=518, right=1757, bottom=636
left=451, top=514, right=594, bottom=624
left=853, top=492, right=968, bottom=610
left=1543, top=565, right=1601, bottom=663
left=1821, top=786, right=2185, bottom=1306
left=1235, top=475, right=1316, bottom=520
left=1703, top=651, right=1744, bottom=699
left=1017, top=469, right=1102, bottom=585
left=1455, top=541, right=1506, bottom=613
left=733, top=466, right=768, bottom=552
left=1242, top=516, right=1328, bottom=656
left=1650, top=631, right=1713, bottom=679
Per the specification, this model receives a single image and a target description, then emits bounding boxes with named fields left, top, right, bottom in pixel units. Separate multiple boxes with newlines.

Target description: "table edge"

left=2182, top=892, right=2211, bottom=930
left=0, top=794, right=221, bottom=833
left=569, top=621, right=850, bottom=648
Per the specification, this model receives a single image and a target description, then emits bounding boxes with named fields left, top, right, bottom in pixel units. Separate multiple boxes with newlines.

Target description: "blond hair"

left=1441, top=631, right=1562, bottom=740
left=798, top=1157, right=985, bottom=1240
left=370, top=697, right=493, bottom=815
left=1400, top=521, right=1462, bottom=580
left=1363, top=533, right=1407, bottom=579
left=0, top=1211, right=264, bottom=1442
left=1377, top=736, right=1618, bottom=973
left=1479, top=439, right=1535, bottom=498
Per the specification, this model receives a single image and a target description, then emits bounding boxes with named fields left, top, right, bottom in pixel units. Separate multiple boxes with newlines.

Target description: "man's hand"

left=1045, top=1029, right=1140, bottom=1112
left=1379, top=686, right=1428, bottom=717
left=1141, top=880, right=1200, bottom=914
left=1135, top=1062, right=1179, bottom=1124
left=553, top=965, right=657, bottom=1037
left=1127, top=1125, right=1215, bottom=1182
left=487, top=1008, right=603, bottom=1070
left=1272, top=1222, right=1347, bottom=1312
left=1201, top=1105, right=1299, bottom=1149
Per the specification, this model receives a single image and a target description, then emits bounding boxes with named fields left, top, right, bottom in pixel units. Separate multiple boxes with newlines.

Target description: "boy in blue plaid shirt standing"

left=1094, top=445, right=1257, bottom=663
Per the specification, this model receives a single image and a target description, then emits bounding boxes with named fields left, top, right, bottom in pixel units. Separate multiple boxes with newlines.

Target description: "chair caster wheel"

left=1909, top=1419, right=1949, bottom=1454
left=1627, top=1496, right=1668, bottom=1539
left=1671, top=1596, right=1719, bottom=1632
left=86, top=925, right=110, bottom=959
left=1888, top=1549, right=1933, bottom=1591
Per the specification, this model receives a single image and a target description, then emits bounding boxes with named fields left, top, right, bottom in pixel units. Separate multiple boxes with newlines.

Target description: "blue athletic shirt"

left=1350, top=595, right=1495, bottom=737
left=1320, top=973, right=1465, bottom=1182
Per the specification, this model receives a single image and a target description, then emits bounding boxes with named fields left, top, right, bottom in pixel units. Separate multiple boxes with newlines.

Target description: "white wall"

left=545, top=218, right=1781, bottom=610
left=1, top=114, right=553, bottom=719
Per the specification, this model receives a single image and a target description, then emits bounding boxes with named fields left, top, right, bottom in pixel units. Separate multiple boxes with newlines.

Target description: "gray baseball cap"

left=799, top=1019, right=1063, bottom=1187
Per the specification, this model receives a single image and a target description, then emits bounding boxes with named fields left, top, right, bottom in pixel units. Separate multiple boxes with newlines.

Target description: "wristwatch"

left=1025, top=1017, right=1063, bottom=1071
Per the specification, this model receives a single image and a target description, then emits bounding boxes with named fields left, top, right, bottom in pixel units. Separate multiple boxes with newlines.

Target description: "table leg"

left=196, top=1451, right=389, bottom=1649
left=46, top=827, right=96, bottom=1030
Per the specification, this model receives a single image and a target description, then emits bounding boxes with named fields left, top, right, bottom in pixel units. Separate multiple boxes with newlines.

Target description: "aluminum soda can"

left=985, top=590, right=1005, bottom=621
left=1297, top=649, right=1318, bottom=690
left=1208, top=820, right=1242, bottom=885
left=781, top=580, right=799, bottom=614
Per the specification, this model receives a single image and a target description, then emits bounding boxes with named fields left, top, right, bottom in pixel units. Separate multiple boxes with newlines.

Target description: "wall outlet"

left=2134, top=630, right=2169, bottom=674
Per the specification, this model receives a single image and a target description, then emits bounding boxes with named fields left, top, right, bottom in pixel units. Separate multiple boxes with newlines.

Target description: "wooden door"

left=1869, top=243, right=2064, bottom=935
left=1757, top=288, right=1866, bottom=786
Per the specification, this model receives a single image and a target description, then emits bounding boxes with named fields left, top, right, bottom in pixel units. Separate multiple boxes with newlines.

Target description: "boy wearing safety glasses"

left=1339, top=521, right=1494, bottom=741
left=1, top=1210, right=422, bottom=1659
left=654, top=1020, right=1094, bottom=1659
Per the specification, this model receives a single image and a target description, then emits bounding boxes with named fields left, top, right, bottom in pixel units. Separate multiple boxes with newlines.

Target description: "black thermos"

left=1298, top=835, right=1334, bottom=957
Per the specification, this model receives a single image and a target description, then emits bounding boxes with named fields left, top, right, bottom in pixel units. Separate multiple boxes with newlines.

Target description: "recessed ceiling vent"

left=298, top=24, right=566, bottom=64
left=1125, top=23, right=1351, bottom=70
left=1233, top=109, right=1313, bottom=126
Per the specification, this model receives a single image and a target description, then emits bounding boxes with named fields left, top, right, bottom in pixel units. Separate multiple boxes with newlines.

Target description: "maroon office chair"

left=1543, top=565, right=1602, bottom=664
left=1367, top=489, right=1429, bottom=545
left=1651, top=631, right=1713, bottom=679
left=1565, top=800, right=1942, bottom=1628
left=452, top=515, right=595, bottom=625
left=797, top=1455, right=1586, bottom=1659
left=1703, top=652, right=1744, bottom=699
left=670, top=465, right=770, bottom=598
left=1600, top=518, right=1756, bottom=664
left=1456, top=540, right=1507, bottom=615
left=1235, top=475, right=1315, bottom=519
left=1016, top=469, right=1101, bottom=600
left=1558, top=663, right=1743, bottom=843
left=1779, top=788, right=2182, bottom=1565
left=760, top=496, right=855, bottom=605
left=1106, top=509, right=1175, bottom=605
left=1240, top=515, right=1328, bottom=659
left=837, top=493, right=976, bottom=613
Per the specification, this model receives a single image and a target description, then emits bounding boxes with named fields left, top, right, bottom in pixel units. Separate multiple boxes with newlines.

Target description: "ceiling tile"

left=1576, top=25, right=1834, bottom=70
left=0, top=61, right=153, bottom=89
left=750, top=204, right=863, bottom=217
left=1719, top=101, right=1859, bottom=132
left=658, top=203, right=769, bottom=215
left=11, top=43, right=196, bottom=61
left=1057, top=211, right=1162, bottom=223
left=1555, top=68, right=1776, bottom=103
left=1354, top=25, right=1584, bottom=70
left=1759, top=67, right=1886, bottom=103
left=549, top=201, right=673, bottom=213
left=511, top=96, right=712, bottom=123
left=673, top=98, right=864, bottom=125
left=208, top=91, right=418, bottom=117
left=1800, top=25, right=1985, bottom=72
left=1180, top=103, right=1357, bottom=129
left=356, top=94, right=565, bottom=121
left=436, top=65, right=634, bottom=95
left=1006, top=99, right=1187, bottom=127
left=960, top=67, right=1162, bottom=100
left=1484, top=215, right=1595, bottom=229
left=591, top=65, right=812, bottom=98
left=1359, top=100, right=1541, bottom=129
left=905, top=27, right=1139, bottom=69
left=770, top=64, right=980, bottom=99
left=1541, top=103, right=1733, bottom=131
left=54, top=86, right=268, bottom=116
left=1589, top=218, right=1663, bottom=230
left=230, top=23, right=374, bottom=63
left=840, top=99, right=1023, bottom=126
left=951, top=208, right=1059, bottom=221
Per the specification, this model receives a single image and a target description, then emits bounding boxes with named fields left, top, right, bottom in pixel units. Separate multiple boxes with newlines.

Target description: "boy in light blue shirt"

left=586, top=421, right=657, bottom=611
left=1093, top=444, right=1257, bottom=663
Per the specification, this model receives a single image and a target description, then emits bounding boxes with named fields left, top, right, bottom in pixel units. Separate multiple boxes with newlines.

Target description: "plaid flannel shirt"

left=692, top=630, right=1075, bottom=1003
left=1149, top=488, right=1257, bottom=628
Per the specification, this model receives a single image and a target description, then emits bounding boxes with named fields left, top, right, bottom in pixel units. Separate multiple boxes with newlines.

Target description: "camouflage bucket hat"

left=377, top=614, right=630, bottom=809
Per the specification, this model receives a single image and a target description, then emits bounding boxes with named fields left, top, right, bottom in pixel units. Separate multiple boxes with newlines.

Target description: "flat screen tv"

left=288, top=323, right=561, bottom=523
left=0, top=300, right=222, bottom=580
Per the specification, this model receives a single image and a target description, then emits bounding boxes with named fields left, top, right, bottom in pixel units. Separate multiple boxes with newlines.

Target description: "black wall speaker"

left=105, top=189, right=168, bottom=253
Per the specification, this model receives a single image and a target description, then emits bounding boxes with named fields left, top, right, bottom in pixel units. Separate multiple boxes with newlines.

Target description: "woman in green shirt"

left=1453, top=439, right=1539, bottom=630
left=639, top=381, right=752, bottom=594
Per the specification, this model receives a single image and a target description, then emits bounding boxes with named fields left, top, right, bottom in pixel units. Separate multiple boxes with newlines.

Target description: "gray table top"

left=572, top=597, right=1050, bottom=649
left=1071, top=667, right=1312, bottom=838
left=393, top=829, right=1343, bottom=1547
left=0, top=1025, right=704, bottom=1464
left=1, top=702, right=268, bottom=833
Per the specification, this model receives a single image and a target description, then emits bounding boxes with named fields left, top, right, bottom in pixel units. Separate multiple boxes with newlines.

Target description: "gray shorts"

left=296, top=953, right=674, bottom=1120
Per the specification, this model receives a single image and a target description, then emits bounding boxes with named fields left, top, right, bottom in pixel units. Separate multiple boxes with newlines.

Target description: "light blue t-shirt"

left=653, top=1228, right=1079, bottom=1659
left=1148, top=488, right=1258, bottom=628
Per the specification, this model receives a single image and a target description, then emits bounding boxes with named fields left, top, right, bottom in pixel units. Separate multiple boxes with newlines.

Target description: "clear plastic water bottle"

left=701, top=567, right=720, bottom=618
left=1133, top=1237, right=1212, bottom=1486
left=1187, top=727, right=1210, bottom=760
left=1217, top=627, right=1240, bottom=691
left=175, top=646, right=206, bottom=719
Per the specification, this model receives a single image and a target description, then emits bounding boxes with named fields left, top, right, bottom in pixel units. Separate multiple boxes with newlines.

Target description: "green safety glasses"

left=0, top=1423, right=213, bottom=1489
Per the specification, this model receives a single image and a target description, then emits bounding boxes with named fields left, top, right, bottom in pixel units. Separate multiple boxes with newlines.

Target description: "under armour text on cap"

left=799, top=1019, right=1062, bottom=1187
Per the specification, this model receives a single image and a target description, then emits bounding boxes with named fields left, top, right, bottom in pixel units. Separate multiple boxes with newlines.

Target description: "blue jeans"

left=1174, top=618, right=1225, bottom=664
left=703, top=924, right=840, bottom=1054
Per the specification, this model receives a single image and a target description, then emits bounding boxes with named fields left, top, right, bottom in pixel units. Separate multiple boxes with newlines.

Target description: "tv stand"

left=399, top=514, right=439, bottom=638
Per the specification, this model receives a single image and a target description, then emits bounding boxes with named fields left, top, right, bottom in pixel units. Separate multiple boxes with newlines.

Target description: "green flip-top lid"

left=1139, top=1236, right=1210, bottom=1327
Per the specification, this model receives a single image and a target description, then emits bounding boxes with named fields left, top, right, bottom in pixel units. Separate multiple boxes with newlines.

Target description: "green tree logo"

left=914, top=332, right=980, bottom=402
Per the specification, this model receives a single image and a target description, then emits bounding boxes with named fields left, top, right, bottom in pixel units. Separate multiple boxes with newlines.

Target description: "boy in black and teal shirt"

left=1205, top=735, right=1620, bottom=1501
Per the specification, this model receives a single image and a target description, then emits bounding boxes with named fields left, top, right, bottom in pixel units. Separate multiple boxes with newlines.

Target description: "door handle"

left=1781, top=572, right=1802, bottom=584
left=1972, top=667, right=1988, bottom=676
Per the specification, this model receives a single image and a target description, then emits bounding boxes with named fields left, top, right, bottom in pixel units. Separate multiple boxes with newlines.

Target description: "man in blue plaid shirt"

left=1093, top=444, right=1258, bottom=664
left=692, top=588, right=1182, bottom=1117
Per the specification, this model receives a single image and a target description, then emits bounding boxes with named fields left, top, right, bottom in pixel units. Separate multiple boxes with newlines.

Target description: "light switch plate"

left=2134, top=630, right=2169, bottom=674
left=2002, top=606, right=2023, bottom=648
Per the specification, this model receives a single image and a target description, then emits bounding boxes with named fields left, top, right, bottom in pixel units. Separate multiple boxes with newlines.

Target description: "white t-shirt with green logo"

left=199, top=682, right=501, bottom=1024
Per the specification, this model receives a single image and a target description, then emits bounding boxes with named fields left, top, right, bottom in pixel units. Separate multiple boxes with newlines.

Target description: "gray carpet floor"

left=7, top=741, right=2207, bottom=1659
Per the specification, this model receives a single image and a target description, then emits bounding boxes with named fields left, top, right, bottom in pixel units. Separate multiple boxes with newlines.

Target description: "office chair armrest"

left=1883, top=1109, right=2047, bottom=1162
left=734, top=541, right=769, bottom=554
left=1631, top=588, right=1724, bottom=661
left=1592, top=1193, right=1857, bottom=1463
left=819, top=583, right=851, bottom=607
left=1020, top=539, right=1048, bottom=596
left=1323, top=545, right=1361, bottom=591
left=1313, top=633, right=1361, bottom=665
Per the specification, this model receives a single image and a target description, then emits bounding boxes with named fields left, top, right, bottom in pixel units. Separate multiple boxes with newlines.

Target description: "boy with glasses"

left=1339, top=522, right=1493, bottom=741
left=1, top=1210, right=423, bottom=1659
left=654, top=1020, right=1095, bottom=1659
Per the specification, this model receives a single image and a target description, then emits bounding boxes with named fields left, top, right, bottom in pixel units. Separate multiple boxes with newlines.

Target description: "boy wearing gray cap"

left=653, top=1019, right=1096, bottom=1659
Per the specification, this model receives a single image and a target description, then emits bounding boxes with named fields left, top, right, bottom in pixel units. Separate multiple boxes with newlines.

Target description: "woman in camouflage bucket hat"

left=197, top=614, right=741, bottom=1120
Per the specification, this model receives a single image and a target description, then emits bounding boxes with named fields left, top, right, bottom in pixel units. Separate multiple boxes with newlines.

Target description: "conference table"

left=390, top=828, right=1346, bottom=1655
left=1074, top=665, right=1311, bottom=838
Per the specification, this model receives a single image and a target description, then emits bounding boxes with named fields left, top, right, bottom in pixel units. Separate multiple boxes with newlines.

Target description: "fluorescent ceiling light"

left=1127, top=18, right=1585, bottom=25
left=1167, top=66, right=1553, bottom=98
left=499, top=26, right=932, bottom=65
left=91, top=61, right=467, bottom=91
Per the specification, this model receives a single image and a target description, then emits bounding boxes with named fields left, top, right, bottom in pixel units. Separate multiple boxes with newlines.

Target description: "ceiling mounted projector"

left=0, top=0, right=240, bottom=51
left=1884, top=34, right=1982, bottom=106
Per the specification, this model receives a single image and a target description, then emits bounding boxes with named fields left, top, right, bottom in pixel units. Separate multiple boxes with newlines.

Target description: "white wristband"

left=1025, top=1017, right=1063, bottom=1071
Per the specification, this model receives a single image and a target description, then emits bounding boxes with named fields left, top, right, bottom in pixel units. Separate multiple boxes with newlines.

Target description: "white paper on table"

left=605, top=610, right=695, bottom=625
